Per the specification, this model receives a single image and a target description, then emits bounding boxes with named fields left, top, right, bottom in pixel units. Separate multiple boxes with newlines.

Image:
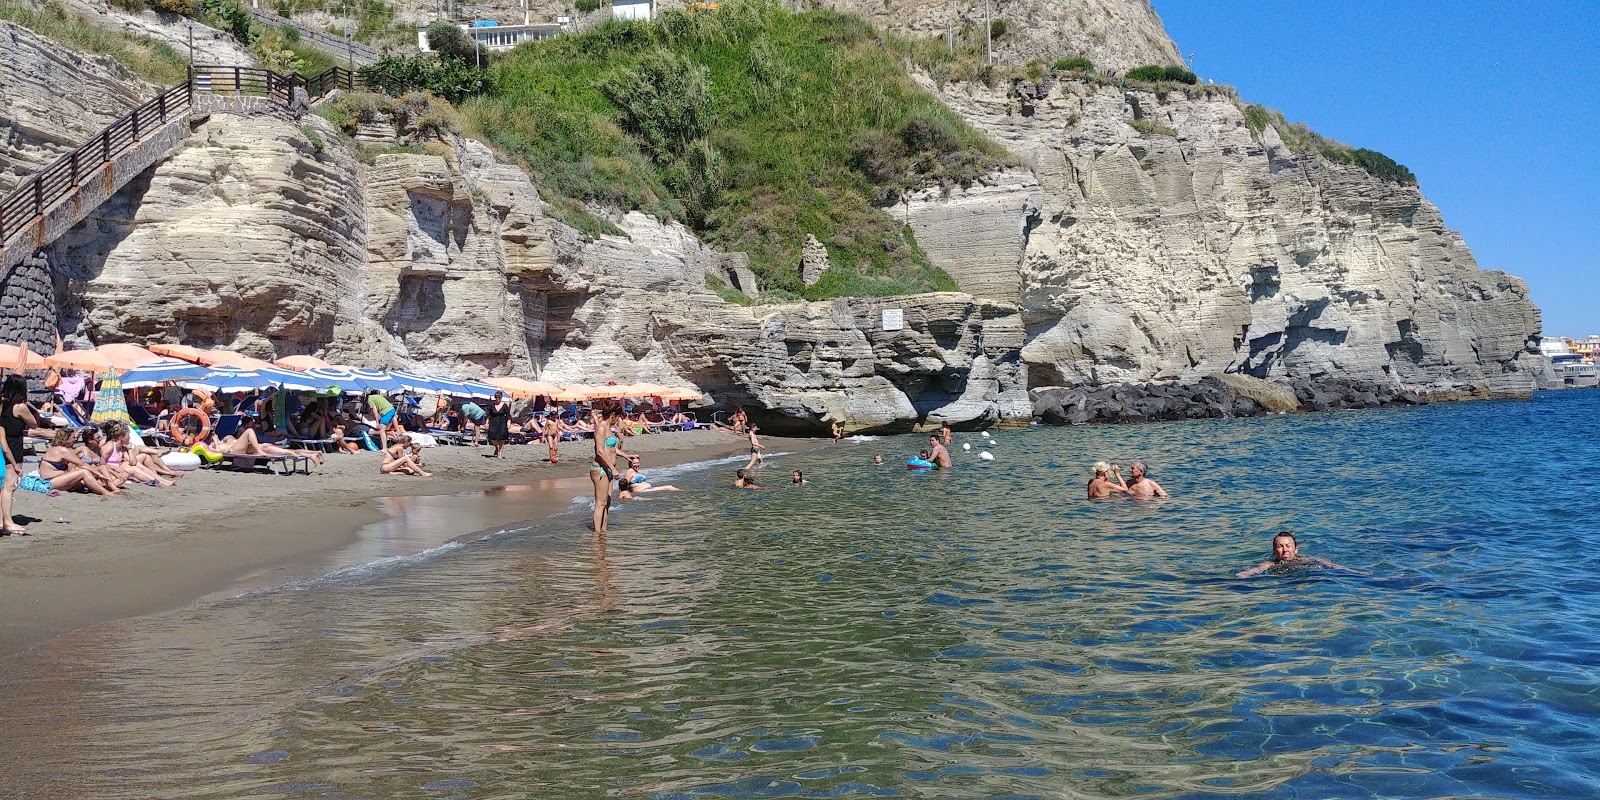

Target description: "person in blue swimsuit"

left=620, top=455, right=679, bottom=494
left=590, top=405, right=635, bottom=533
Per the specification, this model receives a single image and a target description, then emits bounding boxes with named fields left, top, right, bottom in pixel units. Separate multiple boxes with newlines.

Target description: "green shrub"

left=576, top=0, right=601, bottom=11
left=1162, top=65, right=1197, bottom=84
left=109, top=0, right=148, bottom=13
left=474, top=2, right=1010, bottom=297
left=0, top=0, right=188, bottom=83
left=1242, top=103, right=1269, bottom=136
left=427, top=20, right=484, bottom=65
left=151, top=0, right=199, bottom=15
left=1124, top=64, right=1166, bottom=82
left=1052, top=56, right=1093, bottom=73
left=1323, top=146, right=1416, bottom=184
left=361, top=54, right=491, bottom=103
left=989, top=18, right=1006, bottom=39
left=202, top=0, right=256, bottom=44
left=1127, top=118, right=1176, bottom=137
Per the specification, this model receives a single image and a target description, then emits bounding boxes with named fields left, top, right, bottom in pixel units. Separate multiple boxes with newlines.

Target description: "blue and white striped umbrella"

left=303, top=367, right=385, bottom=394
left=450, top=379, right=501, bottom=399
left=188, top=367, right=325, bottom=393
left=345, top=368, right=406, bottom=393
left=389, top=370, right=453, bottom=394
left=119, top=359, right=214, bottom=388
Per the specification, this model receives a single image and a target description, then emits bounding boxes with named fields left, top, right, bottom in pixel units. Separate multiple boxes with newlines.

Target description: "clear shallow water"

left=4, top=393, right=1600, bottom=799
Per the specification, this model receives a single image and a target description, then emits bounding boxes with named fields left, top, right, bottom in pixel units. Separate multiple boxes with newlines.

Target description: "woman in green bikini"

left=590, top=405, right=635, bottom=533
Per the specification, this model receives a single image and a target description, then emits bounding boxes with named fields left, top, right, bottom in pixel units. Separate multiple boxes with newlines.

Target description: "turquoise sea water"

left=4, top=391, right=1600, bottom=798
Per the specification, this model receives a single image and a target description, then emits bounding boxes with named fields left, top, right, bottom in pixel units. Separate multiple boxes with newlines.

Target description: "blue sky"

left=1154, top=0, right=1600, bottom=337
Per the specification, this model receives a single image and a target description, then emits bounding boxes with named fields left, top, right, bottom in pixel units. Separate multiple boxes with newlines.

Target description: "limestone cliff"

left=908, top=77, right=1542, bottom=399
left=30, top=104, right=1026, bottom=431
left=0, top=20, right=156, bottom=193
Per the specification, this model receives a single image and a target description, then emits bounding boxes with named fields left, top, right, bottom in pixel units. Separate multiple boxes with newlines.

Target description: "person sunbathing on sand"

left=75, top=427, right=136, bottom=487
left=101, top=421, right=183, bottom=482
left=94, top=423, right=176, bottom=487
left=38, top=429, right=120, bottom=496
left=205, top=425, right=326, bottom=465
left=380, top=437, right=432, bottom=477
left=1236, top=531, right=1366, bottom=578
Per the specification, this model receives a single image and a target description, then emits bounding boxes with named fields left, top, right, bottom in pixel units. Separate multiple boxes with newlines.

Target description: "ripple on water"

left=8, top=393, right=1600, bottom=799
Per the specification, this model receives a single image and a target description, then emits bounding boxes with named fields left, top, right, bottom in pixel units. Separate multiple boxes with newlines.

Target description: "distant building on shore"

left=1563, top=334, right=1600, bottom=362
left=612, top=0, right=654, bottom=21
left=417, top=20, right=561, bottom=53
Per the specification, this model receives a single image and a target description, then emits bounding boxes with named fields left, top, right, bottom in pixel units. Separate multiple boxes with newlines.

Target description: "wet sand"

left=0, top=429, right=811, bottom=657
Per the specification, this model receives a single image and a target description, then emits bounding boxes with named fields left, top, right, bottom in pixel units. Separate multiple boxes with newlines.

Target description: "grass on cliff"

left=1241, top=103, right=1417, bottom=184
left=0, top=0, right=188, bottom=85
left=459, top=1, right=1011, bottom=299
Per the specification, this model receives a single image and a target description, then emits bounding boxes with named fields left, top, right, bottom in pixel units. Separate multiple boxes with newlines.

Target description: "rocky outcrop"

left=34, top=109, right=1029, bottom=431
left=0, top=20, right=156, bottom=193
left=924, top=76, right=1542, bottom=401
left=810, top=0, right=1181, bottom=72
left=799, top=233, right=829, bottom=287
left=47, top=113, right=367, bottom=355
left=900, top=166, right=1041, bottom=302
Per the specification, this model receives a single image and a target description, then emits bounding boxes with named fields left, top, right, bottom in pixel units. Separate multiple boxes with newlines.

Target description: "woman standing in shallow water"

left=590, top=406, right=635, bottom=533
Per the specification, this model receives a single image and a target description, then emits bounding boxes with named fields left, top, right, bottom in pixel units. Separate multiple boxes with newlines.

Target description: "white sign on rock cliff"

left=882, top=309, right=903, bottom=331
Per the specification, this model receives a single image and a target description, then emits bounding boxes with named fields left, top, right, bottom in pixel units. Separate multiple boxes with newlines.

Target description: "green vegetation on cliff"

left=457, top=1, right=1010, bottom=299
left=0, top=0, right=188, bottom=84
left=1241, top=104, right=1417, bottom=185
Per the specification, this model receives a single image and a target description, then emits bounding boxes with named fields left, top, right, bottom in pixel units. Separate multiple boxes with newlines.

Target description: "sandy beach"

left=0, top=429, right=814, bottom=658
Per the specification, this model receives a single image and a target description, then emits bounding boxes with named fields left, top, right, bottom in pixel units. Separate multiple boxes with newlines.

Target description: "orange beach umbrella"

left=205, top=352, right=277, bottom=371
left=95, top=343, right=164, bottom=371
left=148, top=343, right=206, bottom=363
left=44, top=349, right=115, bottom=374
left=275, top=355, right=332, bottom=371
left=0, top=343, right=48, bottom=371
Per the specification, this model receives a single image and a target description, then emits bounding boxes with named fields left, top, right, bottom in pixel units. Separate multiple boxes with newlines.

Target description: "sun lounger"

left=128, top=406, right=180, bottom=447
left=189, top=443, right=312, bottom=476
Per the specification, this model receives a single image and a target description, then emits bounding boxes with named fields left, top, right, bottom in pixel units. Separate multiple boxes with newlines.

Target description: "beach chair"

left=128, top=405, right=179, bottom=447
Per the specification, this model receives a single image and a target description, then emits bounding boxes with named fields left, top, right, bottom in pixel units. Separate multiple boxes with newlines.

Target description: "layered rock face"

left=811, top=0, right=1181, bottom=71
left=39, top=109, right=1027, bottom=430
left=47, top=112, right=367, bottom=354
left=916, top=77, right=1542, bottom=399
left=0, top=20, right=155, bottom=193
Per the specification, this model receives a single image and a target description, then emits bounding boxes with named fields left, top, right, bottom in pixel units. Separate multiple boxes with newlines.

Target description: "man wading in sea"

left=928, top=435, right=951, bottom=469
left=1236, top=531, right=1364, bottom=577
left=1087, top=461, right=1130, bottom=499
left=1125, top=461, right=1169, bottom=498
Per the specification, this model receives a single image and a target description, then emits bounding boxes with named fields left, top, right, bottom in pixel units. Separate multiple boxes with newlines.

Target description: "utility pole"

left=186, top=20, right=193, bottom=81
left=984, top=0, right=992, bottom=66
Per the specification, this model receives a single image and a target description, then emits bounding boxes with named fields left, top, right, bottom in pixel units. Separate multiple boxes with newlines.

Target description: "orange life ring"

left=171, top=407, right=211, bottom=447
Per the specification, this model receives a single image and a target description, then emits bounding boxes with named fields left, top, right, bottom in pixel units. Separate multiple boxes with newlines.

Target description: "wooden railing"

left=0, top=65, right=371, bottom=244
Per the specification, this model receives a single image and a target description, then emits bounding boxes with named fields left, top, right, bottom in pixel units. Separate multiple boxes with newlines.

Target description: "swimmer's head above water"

left=1272, top=531, right=1298, bottom=561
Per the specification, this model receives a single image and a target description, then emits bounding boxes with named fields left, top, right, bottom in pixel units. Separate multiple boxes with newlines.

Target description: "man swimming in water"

left=1086, top=461, right=1130, bottom=498
left=1236, top=531, right=1362, bottom=577
left=928, top=435, right=951, bottom=470
left=1125, top=461, right=1169, bottom=498
left=733, top=468, right=772, bottom=490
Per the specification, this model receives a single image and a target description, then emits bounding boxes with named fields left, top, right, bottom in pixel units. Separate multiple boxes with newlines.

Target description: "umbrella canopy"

left=389, top=370, right=453, bottom=395
left=548, top=384, right=596, bottom=402
left=44, top=349, right=114, bottom=374
left=274, top=355, right=332, bottom=371
left=452, top=379, right=501, bottom=399
left=119, top=359, right=215, bottom=388
left=484, top=376, right=550, bottom=398
left=94, top=343, right=163, bottom=371
left=0, top=343, right=48, bottom=371
left=302, top=367, right=402, bottom=394
left=148, top=343, right=206, bottom=363
left=90, top=367, right=132, bottom=425
left=196, top=348, right=250, bottom=367
left=207, top=352, right=278, bottom=371
left=659, top=387, right=705, bottom=401
left=188, top=367, right=327, bottom=393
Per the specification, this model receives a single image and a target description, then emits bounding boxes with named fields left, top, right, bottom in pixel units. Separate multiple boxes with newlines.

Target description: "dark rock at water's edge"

left=1029, top=376, right=1448, bottom=426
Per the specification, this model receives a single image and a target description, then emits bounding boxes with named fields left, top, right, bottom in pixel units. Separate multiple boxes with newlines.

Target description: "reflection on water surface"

left=4, top=394, right=1600, bottom=799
